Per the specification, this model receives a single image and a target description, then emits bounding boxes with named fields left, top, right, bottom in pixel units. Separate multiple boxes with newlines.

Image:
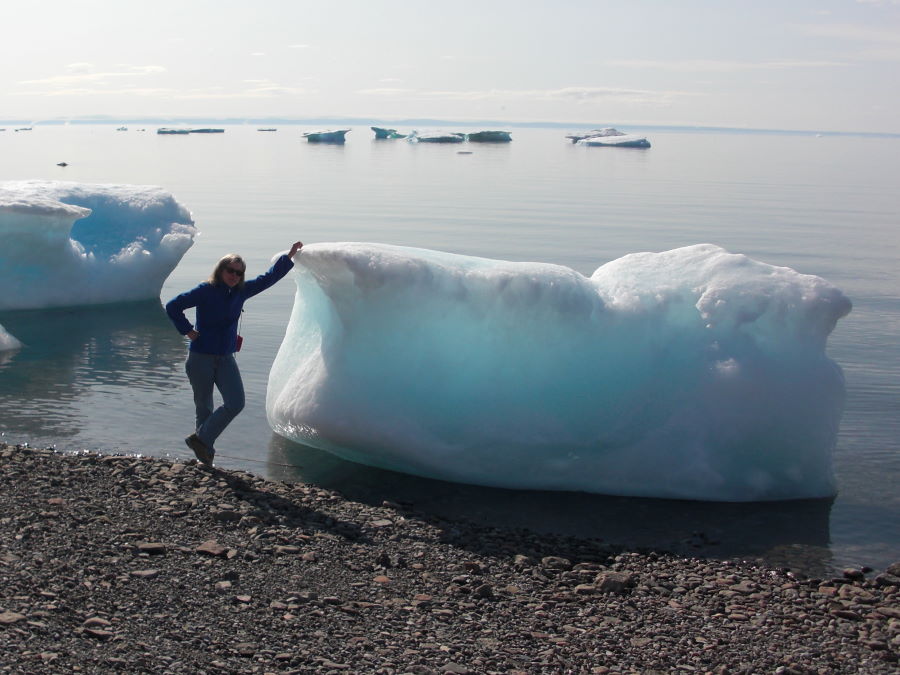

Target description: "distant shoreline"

left=2, top=118, right=899, bottom=139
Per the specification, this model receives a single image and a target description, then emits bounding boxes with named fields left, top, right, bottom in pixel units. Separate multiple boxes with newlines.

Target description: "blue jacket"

left=165, top=254, right=294, bottom=355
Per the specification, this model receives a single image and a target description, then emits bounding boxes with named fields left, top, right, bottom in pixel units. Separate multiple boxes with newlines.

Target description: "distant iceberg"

left=371, top=127, right=406, bottom=139
left=267, top=243, right=851, bottom=502
left=578, top=134, right=650, bottom=148
left=566, top=127, right=625, bottom=143
left=567, top=128, right=651, bottom=147
left=406, top=131, right=466, bottom=144
left=0, top=322, right=21, bottom=352
left=566, top=127, right=624, bottom=143
left=155, top=127, right=224, bottom=134
left=467, top=130, right=512, bottom=143
left=0, top=181, right=196, bottom=310
left=303, top=129, right=350, bottom=143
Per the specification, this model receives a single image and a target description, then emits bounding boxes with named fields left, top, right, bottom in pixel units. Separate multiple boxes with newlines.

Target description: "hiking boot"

left=185, top=433, right=213, bottom=467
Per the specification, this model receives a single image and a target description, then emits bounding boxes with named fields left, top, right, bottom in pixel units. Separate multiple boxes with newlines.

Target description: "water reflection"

left=267, top=434, right=835, bottom=577
left=0, top=301, right=187, bottom=440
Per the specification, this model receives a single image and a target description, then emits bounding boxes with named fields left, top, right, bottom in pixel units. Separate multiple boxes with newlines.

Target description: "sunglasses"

left=224, top=266, right=244, bottom=277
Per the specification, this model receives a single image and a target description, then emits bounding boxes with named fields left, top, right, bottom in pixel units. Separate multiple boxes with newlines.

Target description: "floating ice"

left=0, top=322, right=21, bottom=352
left=406, top=130, right=466, bottom=144
left=565, top=128, right=651, bottom=147
left=566, top=127, right=625, bottom=142
left=577, top=134, right=650, bottom=148
left=266, top=243, right=851, bottom=502
left=0, top=181, right=196, bottom=310
left=302, top=129, right=350, bottom=143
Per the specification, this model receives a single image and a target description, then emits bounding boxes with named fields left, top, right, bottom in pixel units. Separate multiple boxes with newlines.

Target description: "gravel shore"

left=1, top=443, right=897, bottom=674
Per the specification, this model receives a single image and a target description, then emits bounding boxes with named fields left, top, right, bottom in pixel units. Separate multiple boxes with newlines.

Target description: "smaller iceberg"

left=467, top=130, right=512, bottom=143
left=565, top=127, right=624, bottom=143
left=303, top=129, right=350, bottom=143
left=406, top=130, right=466, bottom=144
left=579, top=134, right=650, bottom=148
left=567, top=127, right=651, bottom=147
left=371, top=127, right=406, bottom=139
left=0, top=181, right=196, bottom=311
left=156, top=127, right=224, bottom=134
left=0, top=322, right=21, bottom=352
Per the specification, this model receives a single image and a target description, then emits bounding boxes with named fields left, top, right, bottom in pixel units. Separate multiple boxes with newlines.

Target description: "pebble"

left=82, top=617, right=111, bottom=628
left=0, top=611, right=25, bottom=624
left=1, top=442, right=898, bottom=674
left=136, top=542, right=167, bottom=555
left=195, top=540, right=227, bottom=557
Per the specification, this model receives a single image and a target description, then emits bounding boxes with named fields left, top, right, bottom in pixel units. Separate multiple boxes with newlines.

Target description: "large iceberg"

left=0, top=181, right=195, bottom=310
left=267, top=243, right=851, bottom=502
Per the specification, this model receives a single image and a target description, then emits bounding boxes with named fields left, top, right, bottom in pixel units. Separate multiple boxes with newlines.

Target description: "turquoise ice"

left=267, top=243, right=851, bottom=501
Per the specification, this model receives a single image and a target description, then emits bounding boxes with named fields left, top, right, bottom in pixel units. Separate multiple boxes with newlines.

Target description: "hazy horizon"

left=3, top=115, right=900, bottom=138
left=2, top=1, right=899, bottom=134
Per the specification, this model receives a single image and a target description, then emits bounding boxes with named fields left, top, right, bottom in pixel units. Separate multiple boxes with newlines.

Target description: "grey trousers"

left=185, top=352, right=245, bottom=450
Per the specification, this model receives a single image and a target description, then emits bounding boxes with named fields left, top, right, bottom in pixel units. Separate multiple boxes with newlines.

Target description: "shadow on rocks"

left=266, top=434, right=836, bottom=578
left=210, top=466, right=366, bottom=542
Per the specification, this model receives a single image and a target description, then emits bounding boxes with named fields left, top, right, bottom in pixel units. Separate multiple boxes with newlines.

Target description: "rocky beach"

left=1, top=442, right=897, bottom=674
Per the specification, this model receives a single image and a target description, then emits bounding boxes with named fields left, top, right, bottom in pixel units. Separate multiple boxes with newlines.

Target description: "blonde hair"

left=208, top=254, right=246, bottom=288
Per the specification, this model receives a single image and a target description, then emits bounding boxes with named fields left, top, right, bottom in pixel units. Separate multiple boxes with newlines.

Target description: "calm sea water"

left=1, top=124, right=898, bottom=576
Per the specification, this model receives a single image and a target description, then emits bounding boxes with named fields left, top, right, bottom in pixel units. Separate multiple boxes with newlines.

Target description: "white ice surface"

left=0, top=322, right=21, bottom=352
left=577, top=134, right=650, bottom=147
left=266, top=243, right=851, bottom=501
left=0, top=181, right=196, bottom=310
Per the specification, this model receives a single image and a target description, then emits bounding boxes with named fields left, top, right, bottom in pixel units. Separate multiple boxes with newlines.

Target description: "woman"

left=165, top=241, right=303, bottom=466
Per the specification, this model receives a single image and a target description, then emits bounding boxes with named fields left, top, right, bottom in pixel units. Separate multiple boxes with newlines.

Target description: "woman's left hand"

left=288, top=241, right=304, bottom=258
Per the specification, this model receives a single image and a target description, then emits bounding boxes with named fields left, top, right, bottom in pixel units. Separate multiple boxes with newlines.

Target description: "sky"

left=2, top=0, right=899, bottom=133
